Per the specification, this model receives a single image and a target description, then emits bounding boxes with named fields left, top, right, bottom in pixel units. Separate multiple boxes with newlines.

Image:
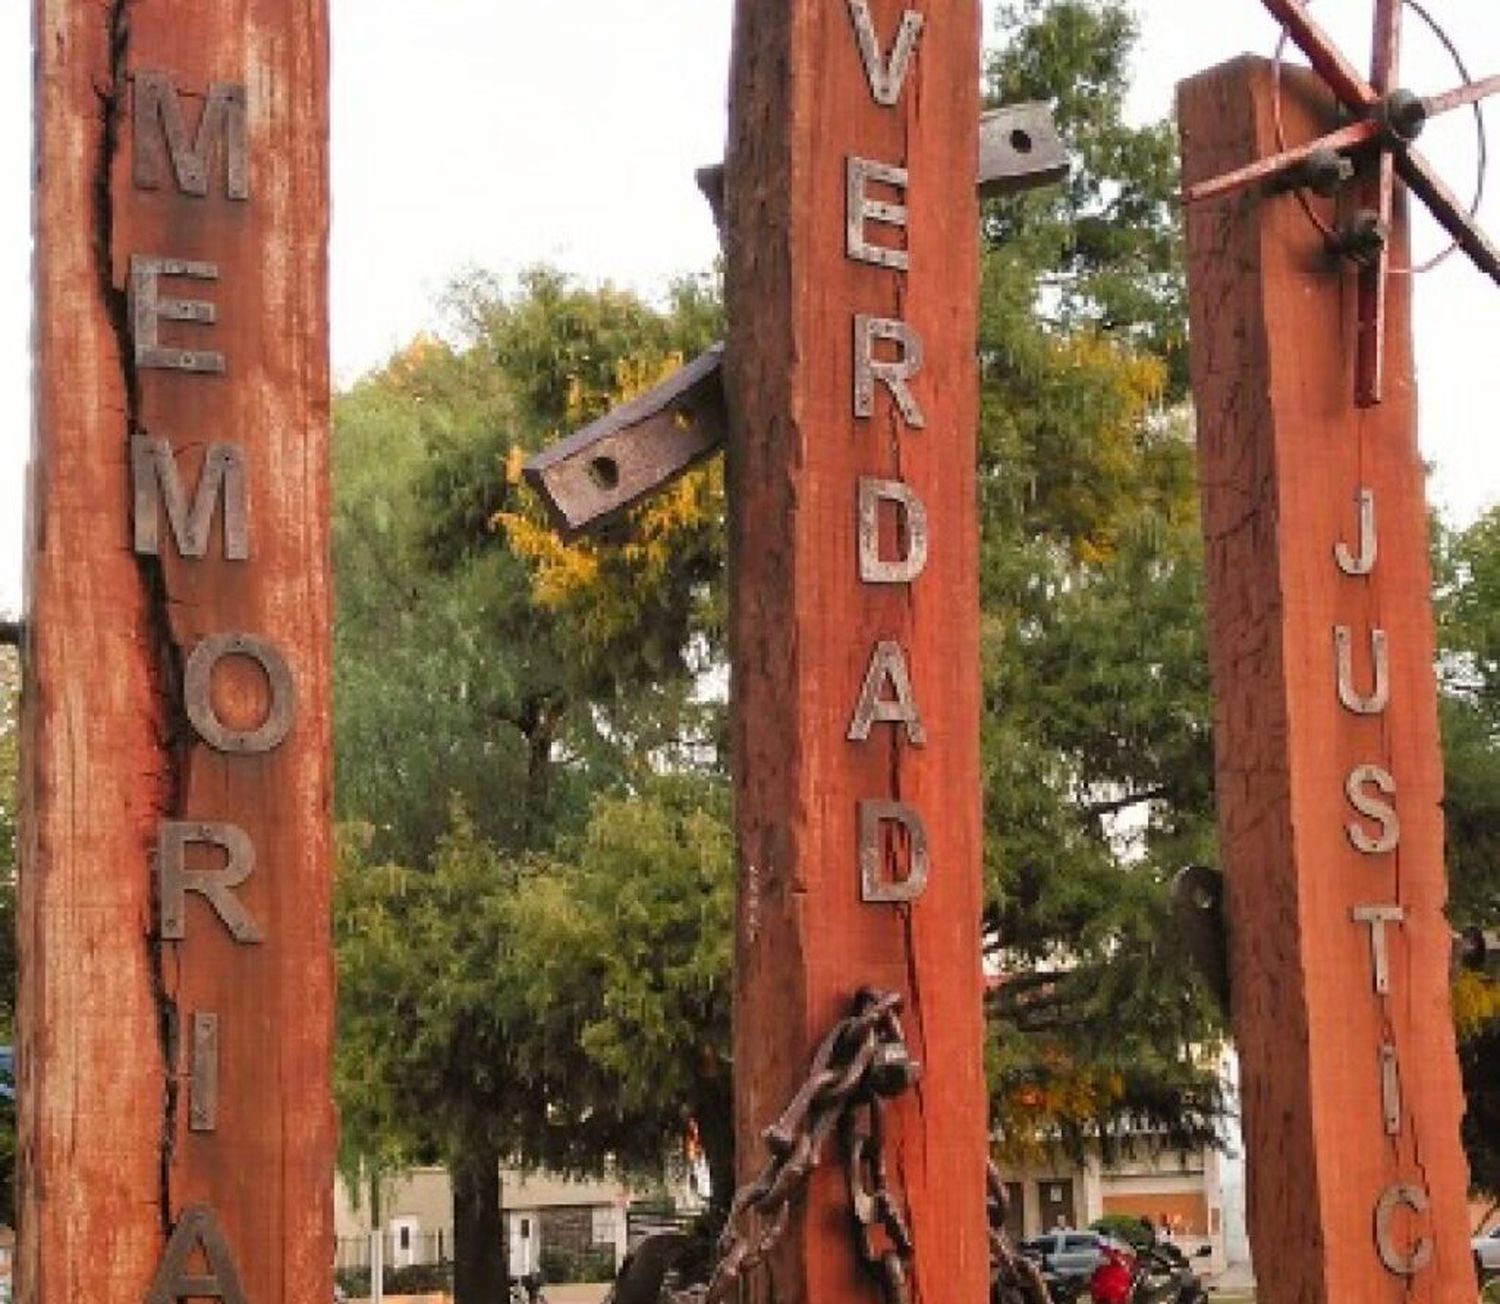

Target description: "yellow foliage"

left=378, top=333, right=449, bottom=391
left=992, top=1055, right=1128, bottom=1165
left=1044, top=332, right=1173, bottom=566
left=1455, top=970, right=1500, bottom=1039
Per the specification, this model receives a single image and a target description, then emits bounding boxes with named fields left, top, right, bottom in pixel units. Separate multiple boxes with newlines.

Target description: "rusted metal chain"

left=988, top=1162, right=1054, bottom=1304
left=664, top=989, right=917, bottom=1304
left=657, top=988, right=1053, bottom=1304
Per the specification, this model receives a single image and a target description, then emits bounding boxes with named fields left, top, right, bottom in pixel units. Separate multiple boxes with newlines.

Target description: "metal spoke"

left=1355, top=0, right=1401, bottom=406
left=1370, top=0, right=1402, bottom=94
left=1423, top=73, right=1500, bottom=120
left=1183, top=118, right=1381, bottom=205
left=1396, top=147, right=1500, bottom=287
left=1357, top=152, right=1396, bottom=405
left=1261, top=0, right=1378, bottom=112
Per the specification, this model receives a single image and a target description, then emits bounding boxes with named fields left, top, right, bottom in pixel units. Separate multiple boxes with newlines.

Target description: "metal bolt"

left=1380, top=88, right=1428, bottom=144
left=1333, top=209, right=1389, bottom=266
left=1287, top=148, right=1355, bottom=198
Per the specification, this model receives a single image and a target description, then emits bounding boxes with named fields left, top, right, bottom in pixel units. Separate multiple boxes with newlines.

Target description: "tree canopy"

left=978, top=0, right=1224, bottom=1161
left=1436, top=509, right=1500, bottom=1206
left=332, top=268, right=728, bottom=1298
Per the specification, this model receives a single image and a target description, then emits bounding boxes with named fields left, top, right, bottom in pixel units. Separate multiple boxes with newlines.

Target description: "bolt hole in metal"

left=588, top=456, right=621, bottom=492
left=1272, top=0, right=1488, bottom=274
left=1009, top=128, right=1033, bottom=154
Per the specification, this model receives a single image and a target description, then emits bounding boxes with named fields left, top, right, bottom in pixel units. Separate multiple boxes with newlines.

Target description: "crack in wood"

left=97, top=0, right=185, bottom=1238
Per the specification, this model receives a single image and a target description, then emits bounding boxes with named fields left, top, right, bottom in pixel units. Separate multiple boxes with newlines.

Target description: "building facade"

left=335, top=1166, right=702, bottom=1283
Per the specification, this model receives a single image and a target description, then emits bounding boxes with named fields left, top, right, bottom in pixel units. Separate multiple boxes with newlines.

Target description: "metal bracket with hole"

left=978, top=103, right=1069, bottom=198
left=522, top=344, right=728, bottom=539
left=523, top=104, right=1069, bottom=539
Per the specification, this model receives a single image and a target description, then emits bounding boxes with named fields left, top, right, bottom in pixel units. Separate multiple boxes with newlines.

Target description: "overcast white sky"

left=2, top=1, right=1498, bottom=614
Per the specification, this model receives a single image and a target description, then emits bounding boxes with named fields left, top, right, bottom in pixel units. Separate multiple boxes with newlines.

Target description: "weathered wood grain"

left=723, top=2, right=988, bottom=1303
left=24, top=2, right=332, bottom=1300
left=1180, top=57, right=1475, bottom=1303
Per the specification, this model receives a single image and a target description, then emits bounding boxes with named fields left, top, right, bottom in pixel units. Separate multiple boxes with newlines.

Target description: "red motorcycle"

left=1087, top=1240, right=1207, bottom=1304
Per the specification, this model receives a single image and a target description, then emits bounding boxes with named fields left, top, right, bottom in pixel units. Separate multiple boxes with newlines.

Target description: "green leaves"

left=332, top=270, right=732, bottom=1193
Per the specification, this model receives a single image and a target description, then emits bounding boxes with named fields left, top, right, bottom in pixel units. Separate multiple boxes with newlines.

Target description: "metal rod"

left=1183, top=118, right=1380, bottom=205
left=1261, top=0, right=1378, bottom=112
left=1423, top=73, right=1500, bottom=119
left=1360, top=0, right=1398, bottom=410
left=1356, top=153, right=1395, bottom=407
left=1370, top=0, right=1402, bottom=95
left=1396, top=147, right=1500, bottom=286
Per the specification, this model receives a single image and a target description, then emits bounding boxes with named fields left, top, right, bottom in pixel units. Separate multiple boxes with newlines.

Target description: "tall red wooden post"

left=1180, top=58, right=1476, bottom=1302
left=23, top=2, right=333, bottom=1300
left=723, top=1, right=990, bottom=1300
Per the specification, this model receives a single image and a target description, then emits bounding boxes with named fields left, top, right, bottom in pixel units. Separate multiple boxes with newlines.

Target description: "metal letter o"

left=184, top=634, right=296, bottom=754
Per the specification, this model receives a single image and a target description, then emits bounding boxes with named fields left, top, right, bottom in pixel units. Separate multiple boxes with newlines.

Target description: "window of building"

left=591, top=1206, right=615, bottom=1245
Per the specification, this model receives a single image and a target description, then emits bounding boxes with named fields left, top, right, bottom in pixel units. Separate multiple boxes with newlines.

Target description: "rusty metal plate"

left=524, top=105, right=1068, bottom=543
left=523, top=344, right=727, bottom=539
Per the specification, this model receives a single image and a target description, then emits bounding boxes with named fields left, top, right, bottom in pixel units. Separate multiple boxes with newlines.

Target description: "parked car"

left=1019, top=1230, right=1114, bottom=1283
left=1476, top=1226, right=1500, bottom=1279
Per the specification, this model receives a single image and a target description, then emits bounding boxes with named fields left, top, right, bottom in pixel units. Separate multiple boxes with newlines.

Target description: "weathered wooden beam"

left=1181, top=57, right=1475, bottom=1303
left=724, top=1, right=989, bottom=1301
left=25, top=3, right=333, bottom=1300
left=527, top=104, right=1066, bottom=538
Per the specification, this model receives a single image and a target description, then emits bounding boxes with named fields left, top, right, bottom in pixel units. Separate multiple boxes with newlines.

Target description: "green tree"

left=978, top=0, right=1225, bottom=1157
left=333, top=270, right=724, bottom=1302
left=502, top=778, right=736, bottom=1207
left=1436, top=509, right=1500, bottom=1207
left=985, top=0, right=1188, bottom=396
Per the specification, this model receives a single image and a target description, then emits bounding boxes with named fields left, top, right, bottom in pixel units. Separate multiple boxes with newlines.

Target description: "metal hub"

left=1184, top=0, right=1500, bottom=407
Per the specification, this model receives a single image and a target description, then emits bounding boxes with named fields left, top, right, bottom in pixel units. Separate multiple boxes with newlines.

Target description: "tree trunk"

left=452, top=1141, right=505, bottom=1304
left=693, top=1063, right=735, bottom=1220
